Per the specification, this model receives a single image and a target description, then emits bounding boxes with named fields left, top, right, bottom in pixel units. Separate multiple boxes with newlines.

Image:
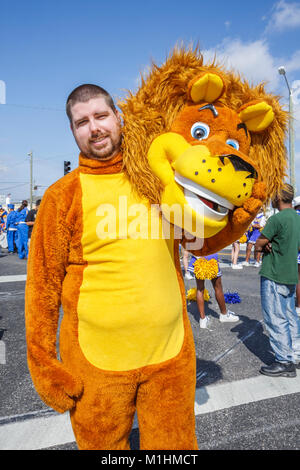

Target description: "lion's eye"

left=226, top=139, right=239, bottom=150
left=191, top=122, right=210, bottom=140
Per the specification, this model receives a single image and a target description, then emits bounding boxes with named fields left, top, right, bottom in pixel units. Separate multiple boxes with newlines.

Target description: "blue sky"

left=1, top=0, right=300, bottom=202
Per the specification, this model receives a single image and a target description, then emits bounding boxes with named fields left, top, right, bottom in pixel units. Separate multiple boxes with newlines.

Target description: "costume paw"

left=232, top=207, right=253, bottom=225
left=242, top=197, right=263, bottom=215
left=232, top=195, right=263, bottom=226
left=251, top=181, right=267, bottom=202
left=33, top=361, right=84, bottom=413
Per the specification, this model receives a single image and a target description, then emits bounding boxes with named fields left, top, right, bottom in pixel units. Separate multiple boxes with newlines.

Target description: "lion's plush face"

left=172, top=102, right=258, bottom=204
left=148, top=101, right=260, bottom=238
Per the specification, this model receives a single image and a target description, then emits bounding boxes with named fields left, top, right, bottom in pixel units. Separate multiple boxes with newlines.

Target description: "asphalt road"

left=0, top=245, right=300, bottom=451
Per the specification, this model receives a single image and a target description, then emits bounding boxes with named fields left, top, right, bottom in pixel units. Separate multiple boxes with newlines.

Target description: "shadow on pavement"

left=196, top=358, right=223, bottom=389
left=231, top=316, right=274, bottom=366
left=188, top=294, right=274, bottom=368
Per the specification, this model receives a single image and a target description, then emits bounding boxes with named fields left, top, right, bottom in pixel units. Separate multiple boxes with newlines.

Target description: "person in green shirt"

left=293, top=195, right=300, bottom=316
left=255, top=184, right=300, bottom=378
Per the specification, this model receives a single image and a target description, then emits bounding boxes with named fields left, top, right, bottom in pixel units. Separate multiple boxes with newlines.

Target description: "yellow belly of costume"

left=77, top=172, right=184, bottom=371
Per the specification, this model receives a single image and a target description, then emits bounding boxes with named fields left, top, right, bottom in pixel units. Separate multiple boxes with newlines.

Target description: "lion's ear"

left=238, top=100, right=274, bottom=132
left=188, top=72, right=226, bottom=104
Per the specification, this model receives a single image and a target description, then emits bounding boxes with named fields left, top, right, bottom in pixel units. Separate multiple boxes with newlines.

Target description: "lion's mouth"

left=197, top=195, right=228, bottom=214
left=174, top=173, right=234, bottom=221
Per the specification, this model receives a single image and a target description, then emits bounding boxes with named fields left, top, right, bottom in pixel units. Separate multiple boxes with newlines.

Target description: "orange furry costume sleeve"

left=25, top=167, right=84, bottom=412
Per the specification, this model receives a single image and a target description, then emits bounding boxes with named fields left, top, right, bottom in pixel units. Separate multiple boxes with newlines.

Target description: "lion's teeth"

left=174, top=172, right=234, bottom=211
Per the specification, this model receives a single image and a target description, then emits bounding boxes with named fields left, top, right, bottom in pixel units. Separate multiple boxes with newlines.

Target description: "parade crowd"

left=0, top=199, right=40, bottom=259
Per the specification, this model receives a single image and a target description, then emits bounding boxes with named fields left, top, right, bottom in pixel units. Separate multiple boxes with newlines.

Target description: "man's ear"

left=115, top=109, right=123, bottom=126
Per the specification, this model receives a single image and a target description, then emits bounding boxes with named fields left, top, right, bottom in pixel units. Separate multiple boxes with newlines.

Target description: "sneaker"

left=242, top=261, right=251, bottom=266
left=253, top=261, right=261, bottom=267
left=199, top=317, right=210, bottom=329
left=232, top=263, right=243, bottom=269
left=185, top=272, right=194, bottom=280
left=219, top=310, right=239, bottom=322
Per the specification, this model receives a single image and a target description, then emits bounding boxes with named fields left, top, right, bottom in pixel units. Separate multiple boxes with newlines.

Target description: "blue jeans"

left=260, top=276, right=300, bottom=363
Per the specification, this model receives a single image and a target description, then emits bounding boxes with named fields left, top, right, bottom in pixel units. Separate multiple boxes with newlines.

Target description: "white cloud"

left=265, top=0, right=300, bottom=33
left=292, top=80, right=300, bottom=104
left=285, top=51, right=300, bottom=74
left=203, top=38, right=281, bottom=89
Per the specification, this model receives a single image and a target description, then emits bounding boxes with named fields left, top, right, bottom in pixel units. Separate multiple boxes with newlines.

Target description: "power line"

left=0, top=182, right=29, bottom=191
left=0, top=103, right=64, bottom=112
left=34, top=152, right=75, bottom=162
left=0, top=153, right=75, bottom=169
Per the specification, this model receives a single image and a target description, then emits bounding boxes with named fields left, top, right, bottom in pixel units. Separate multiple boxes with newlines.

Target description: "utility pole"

left=289, top=92, right=296, bottom=192
left=28, top=151, right=33, bottom=208
left=278, top=66, right=296, bottom=192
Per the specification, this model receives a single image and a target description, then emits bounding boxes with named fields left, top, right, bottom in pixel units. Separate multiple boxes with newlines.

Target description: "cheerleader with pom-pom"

left=187, top=254, right=240, bottom=329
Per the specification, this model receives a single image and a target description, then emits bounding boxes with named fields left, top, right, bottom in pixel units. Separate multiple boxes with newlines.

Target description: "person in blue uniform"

left=0, top=206, right=7, bottom=232
left=0, top=206, right=8, bottom=252
left=6, top=204, right=18, bottom=254
left=15, top=200, right=29, bottom=259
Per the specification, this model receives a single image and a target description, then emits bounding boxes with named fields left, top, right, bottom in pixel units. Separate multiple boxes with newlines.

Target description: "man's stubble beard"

left=86, top=123, right=122, bottom=161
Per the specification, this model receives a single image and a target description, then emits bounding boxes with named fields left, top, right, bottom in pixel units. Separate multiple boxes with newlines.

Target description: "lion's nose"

left=219, top=154, right=258, bottom=179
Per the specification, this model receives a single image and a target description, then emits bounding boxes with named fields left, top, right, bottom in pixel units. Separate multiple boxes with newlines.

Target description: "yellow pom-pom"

left=239, top=234, right=247, bottom=244
left=186, top=287, right=197, bottom=301
left=186, top=287, right=210, bottom=301
left=194, top=258, right=218, bottom=280
left=204, top=288, right=210, bottom=301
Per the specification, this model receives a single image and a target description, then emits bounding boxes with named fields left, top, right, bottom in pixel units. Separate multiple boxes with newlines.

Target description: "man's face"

left=70, top=96, right=122, bottom=160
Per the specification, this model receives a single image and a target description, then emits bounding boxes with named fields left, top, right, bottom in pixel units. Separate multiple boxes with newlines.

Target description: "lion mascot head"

left=119, top=47, right=288, bottom=254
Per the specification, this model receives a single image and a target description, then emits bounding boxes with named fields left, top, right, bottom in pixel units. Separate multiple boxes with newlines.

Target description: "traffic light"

left=64, top=161, right=71, bottom=175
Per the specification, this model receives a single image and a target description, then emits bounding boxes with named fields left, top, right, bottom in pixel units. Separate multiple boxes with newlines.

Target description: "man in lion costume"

left=25, top=47, right=287, bottom=450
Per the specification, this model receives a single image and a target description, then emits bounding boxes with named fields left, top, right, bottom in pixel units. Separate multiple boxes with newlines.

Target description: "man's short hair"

left=279, top=183, right=294, bottom=203
left=66, top=84, right=116, bottom=123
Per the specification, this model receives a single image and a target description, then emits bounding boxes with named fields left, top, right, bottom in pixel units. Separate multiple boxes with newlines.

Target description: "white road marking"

left=0, top=412, right=74, bottom=450
left=0, top=275, right=27, bottom=283
left=0, top=373, right=299, bottom=450
left=194, top=373, right=300, bottom=415
left=0, top=340, right=6, bottom=364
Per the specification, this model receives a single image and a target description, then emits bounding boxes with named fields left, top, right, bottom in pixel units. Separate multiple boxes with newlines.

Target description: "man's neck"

left=278, top=202, right=292, bottom=211
left=78, top=151, right=123, bottom=175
